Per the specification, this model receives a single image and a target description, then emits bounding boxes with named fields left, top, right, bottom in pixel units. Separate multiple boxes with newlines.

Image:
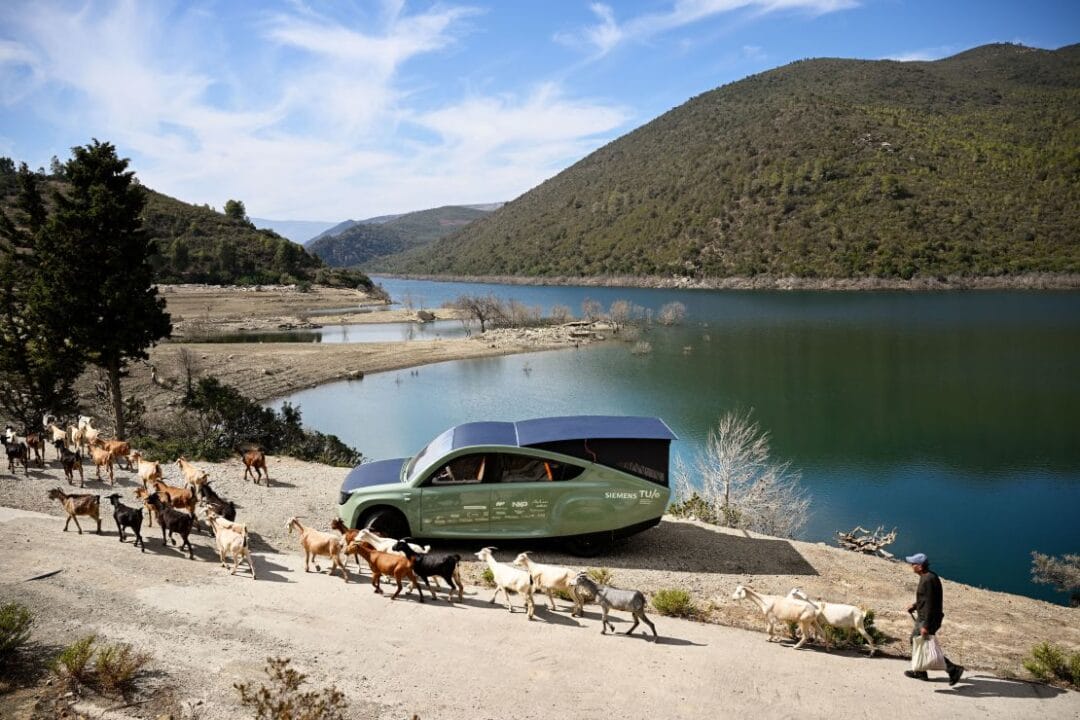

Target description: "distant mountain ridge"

left=251, top=218, right=337, bottom=244
left=379, top=43, right=1080, bottom=280
left=308, top=204, right=497, bottom=267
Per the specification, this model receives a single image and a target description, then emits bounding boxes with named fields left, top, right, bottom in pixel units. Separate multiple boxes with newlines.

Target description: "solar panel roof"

left=450, top=416, right=676, bottom=450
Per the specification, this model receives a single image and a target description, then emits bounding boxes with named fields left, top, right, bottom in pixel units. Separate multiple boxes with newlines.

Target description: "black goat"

left=392, top=539, right=464, bottom=602
left=146, top=492, right=194, bottom=559
left=5, top=441, right=28, bottom=475
left=106, top=493, right=145, bottom=552
left=198, top=482, right=236, bottom=521
left=59, top=448, right=84, bottom=487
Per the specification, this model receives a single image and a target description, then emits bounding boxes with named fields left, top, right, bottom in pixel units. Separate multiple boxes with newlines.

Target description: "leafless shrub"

left=672, top=410, right=809, bottom=539
left=609, top=299, right=632, bottom=330
left=581, top=297, right=604, bottom=323
left=549, top=304, right=572, bottom=324
left=658, top=301, right=687, bottom=326
left=630, top=340, right=653, bottom=355
left=235, top=657, right=348, bottom=720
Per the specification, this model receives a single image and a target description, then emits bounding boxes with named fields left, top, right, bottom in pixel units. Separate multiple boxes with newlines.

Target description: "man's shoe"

left=904, top=670, right=928, bottom=680
left=948, top=665, right=964, bottom=686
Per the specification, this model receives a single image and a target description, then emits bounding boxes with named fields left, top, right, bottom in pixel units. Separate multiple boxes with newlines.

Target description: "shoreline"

left=371, top=271, right=1080, bottom=291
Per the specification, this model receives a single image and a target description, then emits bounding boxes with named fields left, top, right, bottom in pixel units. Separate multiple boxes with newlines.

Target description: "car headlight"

left=338, top=491, right=351, bottom=505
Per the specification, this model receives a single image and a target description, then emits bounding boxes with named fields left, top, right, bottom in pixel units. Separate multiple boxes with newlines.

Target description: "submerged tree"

left=1031, top=552, right=1080, bottom=607
left=671, top=410, right=810, bottom=539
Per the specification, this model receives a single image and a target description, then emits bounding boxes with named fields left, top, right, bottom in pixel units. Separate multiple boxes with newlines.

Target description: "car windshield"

left=403, top=427, right=456, bottom=484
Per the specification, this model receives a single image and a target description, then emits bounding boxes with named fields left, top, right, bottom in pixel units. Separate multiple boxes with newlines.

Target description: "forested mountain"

left=0, top=163, right=373, bottom=289
left=309, top=205, right=492, bottom=267
left=380, top=44, right=1080, bottom=280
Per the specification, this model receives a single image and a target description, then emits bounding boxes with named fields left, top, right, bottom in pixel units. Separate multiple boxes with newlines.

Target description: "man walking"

left=904, top=552, right=964, bottom=685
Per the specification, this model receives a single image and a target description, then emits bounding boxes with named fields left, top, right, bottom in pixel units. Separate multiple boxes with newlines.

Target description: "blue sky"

left=0, top=1, right=1076, bottom=221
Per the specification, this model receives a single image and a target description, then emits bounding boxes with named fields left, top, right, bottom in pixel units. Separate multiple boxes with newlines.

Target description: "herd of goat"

left=8, top=416, right=877, bottom=651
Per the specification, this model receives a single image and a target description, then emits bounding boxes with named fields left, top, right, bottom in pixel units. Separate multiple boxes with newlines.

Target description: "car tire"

left=363, top=508, right=410, bottom=539
left=563, top=531, right=613, bottom=558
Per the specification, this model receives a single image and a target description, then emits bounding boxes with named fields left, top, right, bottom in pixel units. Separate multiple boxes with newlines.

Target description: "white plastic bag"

left=912, top=635, right=947, bottom=672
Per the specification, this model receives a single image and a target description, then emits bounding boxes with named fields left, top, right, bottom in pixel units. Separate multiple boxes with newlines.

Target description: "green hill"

left=310, top=205, right=491, bottom=268
left=0, top=161, right=373, bottom=290
left=381, top=43, right=1080, bottom=280
left=141, top=190, right=373, bottom=288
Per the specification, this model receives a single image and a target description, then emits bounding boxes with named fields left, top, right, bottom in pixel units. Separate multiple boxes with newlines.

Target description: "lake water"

left=271, top=277, right=1080, bottom=604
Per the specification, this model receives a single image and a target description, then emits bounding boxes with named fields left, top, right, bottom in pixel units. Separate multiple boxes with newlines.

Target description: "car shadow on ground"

left=933, top=675, right=1069, bottom=699
left=427, top=522, right=818, bottom=576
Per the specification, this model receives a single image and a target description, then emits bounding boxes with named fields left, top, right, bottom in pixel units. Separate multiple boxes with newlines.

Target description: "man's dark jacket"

left=915, top=570, right=944, bottom=634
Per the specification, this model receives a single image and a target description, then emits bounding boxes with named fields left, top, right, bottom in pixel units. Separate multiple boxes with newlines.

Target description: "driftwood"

left=836, top=525, right=897, bottom=558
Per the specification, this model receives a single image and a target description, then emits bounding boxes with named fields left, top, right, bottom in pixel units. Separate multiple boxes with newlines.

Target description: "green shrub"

left=236, top=657, right=348, bottom=720
left=53, top=635, right=97, bottom=685
left=481, top=568, right=495, bottom=587
left=652, top=589, right=699, bottom=618
left=94, top=642, right=150, bottom=696
left=553, top=588, right=575, bottom=602
left=587, top=567, right=614, bottom=585
left=136, top=376, right=362, bottom=467
left=0, top=602, right=33, bottom=665
left=1023, top=642, right=1078, bottom=687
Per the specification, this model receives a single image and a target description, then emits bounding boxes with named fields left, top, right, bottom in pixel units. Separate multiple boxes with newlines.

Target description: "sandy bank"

left=376, top=271, right=1080, bottom=291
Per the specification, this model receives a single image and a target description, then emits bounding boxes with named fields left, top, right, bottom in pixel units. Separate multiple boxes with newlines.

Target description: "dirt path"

left=3, top=503, right=1076, bottom=720
left=1, top=460, right=1077, bottom=719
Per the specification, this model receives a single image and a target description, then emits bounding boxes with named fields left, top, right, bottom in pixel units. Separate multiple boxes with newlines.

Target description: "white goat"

left=130, top=451, right=163, bottom=488
left=512, top=552, right=579, bottom=613
left=732, top=584, right=822, bottom=650
left=788, top=588, right=876, bottom=656
left=475, top=547, right=534, bottom=619
left=208, top=511, right=255, bottom=579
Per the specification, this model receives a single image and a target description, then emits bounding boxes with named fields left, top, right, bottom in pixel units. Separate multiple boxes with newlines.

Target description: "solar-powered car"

left=337, top=416, right=677, bottom=555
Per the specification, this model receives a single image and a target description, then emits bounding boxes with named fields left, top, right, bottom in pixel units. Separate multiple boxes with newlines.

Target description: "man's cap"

left=905, top=552, right=928, bottom=565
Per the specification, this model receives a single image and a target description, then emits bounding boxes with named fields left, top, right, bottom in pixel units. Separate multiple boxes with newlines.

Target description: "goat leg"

left=116, top=519, right=125, bottom=542
left=625, top=617, right=640, bottom=636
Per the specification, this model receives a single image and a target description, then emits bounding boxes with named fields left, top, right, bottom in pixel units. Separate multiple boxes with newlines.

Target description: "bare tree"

left=581, top=297, right=604, bottom=323
left=672, top=410, right=809, bottom=539
left=549, top=304, right=572, bottom=324
left=609, top=299, right=632, bottom=331
left=658, top=301, right=687, bottom=326
left=1031, top=552, right=1080, bottom=607
left=451, top=293, right=505, bottom=333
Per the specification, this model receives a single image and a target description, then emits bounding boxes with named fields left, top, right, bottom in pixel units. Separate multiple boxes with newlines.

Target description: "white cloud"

left=0, top=1, right=629, bottom=219
left=559, top=0, right=858, bottom=56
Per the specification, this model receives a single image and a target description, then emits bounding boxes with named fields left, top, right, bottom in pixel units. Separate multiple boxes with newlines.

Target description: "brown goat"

left=346, top=541, right=423, bottom=601
left=47, top=487, right=101, bottom=534
left=88, top=445, right=115, bottom=485
left=286, top=517, right=349, bottom=582
left=239, top=447, right=269, bottom=485
left=329, top=517, right=362, bottom=568
left=25, top=432, right=45, bottom=467
left=133, top=487, right=157, bottom=527
left=95, top=438, right=132, bottom=471
left=151, top=479, right=199, bottom=528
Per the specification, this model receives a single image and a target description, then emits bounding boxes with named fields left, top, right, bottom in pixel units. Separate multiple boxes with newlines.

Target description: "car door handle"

left=402, top=494, right=412, bottom=502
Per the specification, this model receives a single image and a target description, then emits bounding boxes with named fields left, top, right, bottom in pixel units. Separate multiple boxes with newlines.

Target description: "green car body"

left=337, top=416, right=676, bottom=550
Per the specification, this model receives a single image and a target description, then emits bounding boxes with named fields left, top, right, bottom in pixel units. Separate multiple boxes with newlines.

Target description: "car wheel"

left=363, top=508, right=409, bottom=539
left=563, top=531, right=612, bottom=558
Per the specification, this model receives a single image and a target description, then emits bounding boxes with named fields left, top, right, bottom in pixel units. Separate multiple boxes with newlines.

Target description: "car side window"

left=499, top=454, right=585, bottom=483
left=428, top=454, right=487, bottom=485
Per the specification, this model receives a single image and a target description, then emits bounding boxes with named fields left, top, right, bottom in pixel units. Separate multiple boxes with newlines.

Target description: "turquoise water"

left=270, top=277, right=1080, bottom=604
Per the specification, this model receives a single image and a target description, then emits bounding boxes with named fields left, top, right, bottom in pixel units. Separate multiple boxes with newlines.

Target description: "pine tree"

left=38, top=140, right=172, bottom=437
left=0, top=164, right=85, bottom=428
